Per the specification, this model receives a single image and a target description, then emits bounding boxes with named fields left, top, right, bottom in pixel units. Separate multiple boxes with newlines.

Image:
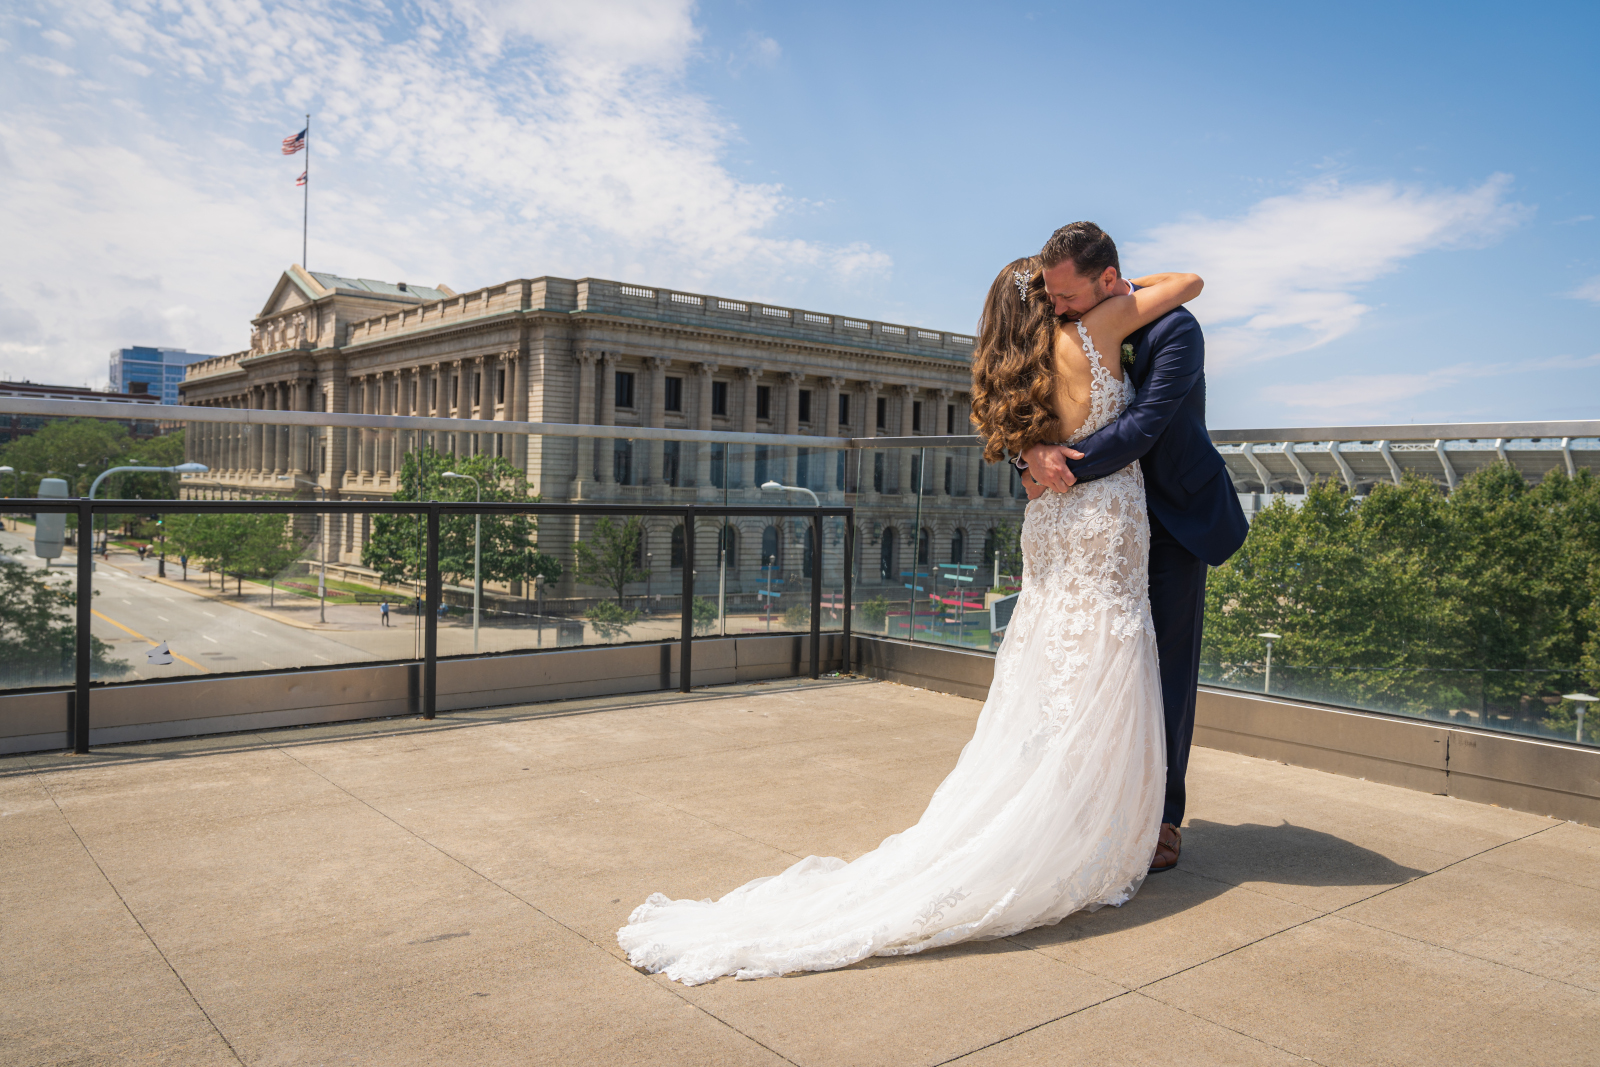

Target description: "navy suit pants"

left=1148, top=512, right=1208, bottom=828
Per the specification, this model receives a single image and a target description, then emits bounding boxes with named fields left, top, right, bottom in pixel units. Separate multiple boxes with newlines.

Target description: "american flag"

left=282, top=128, right=306, bottom=155
left=296, top=171, right=307, bottom=187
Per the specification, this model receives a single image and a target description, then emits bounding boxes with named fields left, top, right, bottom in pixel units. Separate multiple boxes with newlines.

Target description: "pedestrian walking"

left=380, top=600, right=391, bottom=627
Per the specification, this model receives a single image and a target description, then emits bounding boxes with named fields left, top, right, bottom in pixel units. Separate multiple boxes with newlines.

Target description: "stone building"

left=179, top=266, right=1026, bottom=605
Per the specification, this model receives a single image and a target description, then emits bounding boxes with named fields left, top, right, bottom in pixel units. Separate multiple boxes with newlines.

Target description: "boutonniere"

left=1120, top=343, right=1136, bottom=371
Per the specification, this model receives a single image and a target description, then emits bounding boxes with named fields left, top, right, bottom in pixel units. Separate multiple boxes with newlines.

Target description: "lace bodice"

left=1064, top=320, right=1134, bottom=445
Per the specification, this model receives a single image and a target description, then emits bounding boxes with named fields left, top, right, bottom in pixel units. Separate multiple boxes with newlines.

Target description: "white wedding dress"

left=619, top=322, right=1166, bottom=985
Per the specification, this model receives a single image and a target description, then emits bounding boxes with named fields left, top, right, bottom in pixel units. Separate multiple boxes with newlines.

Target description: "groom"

left=1017, top=221, right=1248, bottom=872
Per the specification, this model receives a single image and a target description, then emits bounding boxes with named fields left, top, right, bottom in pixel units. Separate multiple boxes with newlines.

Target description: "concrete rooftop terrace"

left=3, top=678, right=1597, bottom=1067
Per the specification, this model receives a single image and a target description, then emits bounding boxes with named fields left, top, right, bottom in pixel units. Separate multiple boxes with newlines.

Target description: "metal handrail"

left=13, top=498, right=852, bottom=755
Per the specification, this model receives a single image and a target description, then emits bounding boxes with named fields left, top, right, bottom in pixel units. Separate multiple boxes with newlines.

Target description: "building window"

left=983, top=528, right=998, bottom=567
left=836, top=451, right=846, bottom=492
left=873, top=452, right=884, bottom=493
left=663, top=440, right=680, bottom=486
left=880, top=526, right=896, bottom=580
left=918, top=528, right=931, bottom=566
left=664, top=376, right=683, bottom=412
left=944, top=456, right=954, bottom=495
left=798, top=389, right=812, bottom=424
left=876, top=397, right=887, bottom=431
left=761, top=525, right=780, bottom=569
left=756, top=385, right=771, bottom=420
left=947, top=404, right=956, bottom=434
left=615, top=371, right=635, bottom=409
left=803, top=525, right=815, bottom=579
left=912, top=401, right=922, bottom=433
left=613, top=440, right=632, bottom=484
left=950, top=529, right=965, bottom=565
left=797, top=448, right=810, bottom=488
left=910, top=453, right=922, bottom=493
left=838, top=393, right=850, bottom=428
left=710, top=442, right=726, bottom=488
left=670, top=525, right=685, bottom=569
left=754, top=445, right=770, bottom=485
left=711, top=380, right=728, bottom=416
left=475, top=371, right=483, bottom=405
left=720, top=525, right=738, bottom=572
left=129, top=382, right=149, bottom=395
left=497, top=369, right=506, bottom=404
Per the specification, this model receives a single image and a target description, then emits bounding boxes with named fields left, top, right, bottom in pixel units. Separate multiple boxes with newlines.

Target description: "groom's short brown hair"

left=1040, top=222, right=1120, bottom=279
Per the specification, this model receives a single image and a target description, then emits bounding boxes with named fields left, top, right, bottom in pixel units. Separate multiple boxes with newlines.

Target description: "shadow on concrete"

left=1008, top=818, right=1428, bottom=951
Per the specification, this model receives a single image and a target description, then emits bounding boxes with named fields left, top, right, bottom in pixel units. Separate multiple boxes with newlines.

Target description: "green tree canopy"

left=0, top=548, right=121, bottom=683
left=572, top=515, right=649, bottom=605
left=361, top=447, right=561, bottom=588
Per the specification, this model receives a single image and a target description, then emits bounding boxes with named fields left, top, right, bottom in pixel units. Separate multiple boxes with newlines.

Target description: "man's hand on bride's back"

left=1019, top=443, right=1084, bottom=493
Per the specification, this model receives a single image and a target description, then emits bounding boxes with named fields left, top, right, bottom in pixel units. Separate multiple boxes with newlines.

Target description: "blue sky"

left=2, top=0, right=1596, bottom=427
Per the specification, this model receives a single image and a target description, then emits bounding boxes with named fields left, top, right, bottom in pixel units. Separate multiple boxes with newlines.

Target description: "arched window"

left=880, top=526, right=897, bottom=581
left=803, top=524, right=816, bottom=578
left=918, top=528, right=931, bottom=566
left=670, top=525, right=685, bottom=569
left=983, top=528, right=998, bottom=566
left=761, top=525, right=780, bottom=569
left=949, top=528, right=965, bottom=565
left=719, top=525, right=738, bottom=573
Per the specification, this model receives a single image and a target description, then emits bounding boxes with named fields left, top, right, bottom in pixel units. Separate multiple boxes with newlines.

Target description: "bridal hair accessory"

left=1013, top=270, right=1030, bottom=304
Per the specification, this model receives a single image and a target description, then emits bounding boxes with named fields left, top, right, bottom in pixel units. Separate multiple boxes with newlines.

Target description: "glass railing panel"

left=855, top=443, right=1026, bottom=649
left=0, top=506, right=85, bottom=690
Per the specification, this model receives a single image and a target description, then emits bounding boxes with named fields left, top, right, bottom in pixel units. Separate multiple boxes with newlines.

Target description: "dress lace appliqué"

left=618, top=320, right=1166, bottom=986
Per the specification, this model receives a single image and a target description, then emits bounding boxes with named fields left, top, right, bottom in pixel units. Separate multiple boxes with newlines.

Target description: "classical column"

left=454, top=359, right=472, bottom=458
left=737, top=367, right=760, bottom=490
left=375, top=372, right=393, bottom=481
left=509, top=350, right=528, bottom=472
left=896, top=384, right=916, bottom=494
left=822, top=376, right=844, bottom=494
left=694, top=361, right=716, bottom=493
left=574, top=351, right=597, bottom=484
left=356, top=377, right=373, bottom=479
left=247, top=386, right=264, bottom=481
left=343, top=378, right=360, bottom=482
left=783, top=371, right=802, bottom=485
left=290, top=380, right=309, bottom=477
left=647, top=356, right=668, bottom=486
left=962, top=395, right=980, bottom=498
left=597, top=353, right=617, bottom=486
left=497, top=351, right=517, bottom=464
left=929, top=387, right=952, bottom=498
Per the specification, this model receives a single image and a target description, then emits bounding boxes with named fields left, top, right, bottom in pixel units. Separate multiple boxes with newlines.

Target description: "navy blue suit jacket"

left=1065, top=306, right=1248, bottom=567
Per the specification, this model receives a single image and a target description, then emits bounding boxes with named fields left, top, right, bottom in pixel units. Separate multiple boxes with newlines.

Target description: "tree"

left=362, top=447, right=561, bottom=588
left=165, top=513, right=307, bottom=594
left=0, top=418, right=133, bottom=496
left=0, top=549, right=122, bottom=683
left=573, top=515, right=650, bottom=606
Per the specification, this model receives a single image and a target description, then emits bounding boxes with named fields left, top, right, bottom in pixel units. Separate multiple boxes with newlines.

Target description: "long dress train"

left=618, top=322, right=1165, bottom=985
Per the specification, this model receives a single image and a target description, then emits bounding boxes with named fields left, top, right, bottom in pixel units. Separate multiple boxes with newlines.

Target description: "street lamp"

left=1258, top=633, right=1281, bottom=695
left=88, top=463, right=208, bottom=560
left=760, top=479, right=820, bottom=507
left=1562, top=693, right=1596, bottom=744
left=277, top=475, right=329, bottom=623
left=441, top=471, right=482, bottom=653
left=645, top=551, right=654, bottom=614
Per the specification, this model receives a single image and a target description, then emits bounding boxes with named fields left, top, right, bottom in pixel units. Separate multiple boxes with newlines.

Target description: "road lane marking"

left=201, top=611, right=216, bottom=617
left=89, top=609, right=209, bottom=673
left=251, top=630, right=267, bottom=637
left=202, top=635, right=219, bottom=644
left=156, top=615, right=169, bottom=621
left=311, top=654, right=331, bottom=661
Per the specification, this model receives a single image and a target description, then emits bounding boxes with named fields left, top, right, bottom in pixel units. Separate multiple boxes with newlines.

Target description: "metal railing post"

left=423, top=504, right=439, bottom=719
left=680, top=506, right=694, bottom=693
left=73, top=499, right=92, bottom=753
left=841, top=510, right=853, bottom=674
left=810, top=510, right=822, bottom=679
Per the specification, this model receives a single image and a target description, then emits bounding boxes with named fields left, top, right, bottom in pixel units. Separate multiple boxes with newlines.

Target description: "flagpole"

left=302, top=113, right=310, bottom=271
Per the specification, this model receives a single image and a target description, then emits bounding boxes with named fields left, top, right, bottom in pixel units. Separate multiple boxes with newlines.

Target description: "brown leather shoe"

left=1149, top=823, right=1181, bottom=873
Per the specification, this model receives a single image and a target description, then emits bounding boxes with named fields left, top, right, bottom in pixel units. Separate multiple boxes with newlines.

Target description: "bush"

left=587, top=599, right=639, bottom=640
left=859, top=595, right=889, bottom=631
left=783, top=602, right=810, bottom=630
left=692, top=595, right=719, bottom=635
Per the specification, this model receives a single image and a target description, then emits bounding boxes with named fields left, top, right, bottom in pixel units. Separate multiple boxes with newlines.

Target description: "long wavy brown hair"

left=969, top=256, right=1058, bottom=463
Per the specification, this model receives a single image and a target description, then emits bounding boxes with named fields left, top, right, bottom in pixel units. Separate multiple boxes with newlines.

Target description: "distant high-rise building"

left=110, top=346, right=216, bottom=404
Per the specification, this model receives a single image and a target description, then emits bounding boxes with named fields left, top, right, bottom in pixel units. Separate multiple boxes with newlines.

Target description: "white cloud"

left=0, top=0, right=888, bottom=386
left=1568, top=275, right=1600, bottom=303
left=1256, top=354, right=1600, bottom=422
left=1129, top=176, right=1527, bottom=369
left=20, top=54, right=73, bottom=75
left=41, top=28, right=74, bottom=47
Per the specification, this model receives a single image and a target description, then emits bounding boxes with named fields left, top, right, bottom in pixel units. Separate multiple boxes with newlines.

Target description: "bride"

left=617, top=258, right=1204, bottom=985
